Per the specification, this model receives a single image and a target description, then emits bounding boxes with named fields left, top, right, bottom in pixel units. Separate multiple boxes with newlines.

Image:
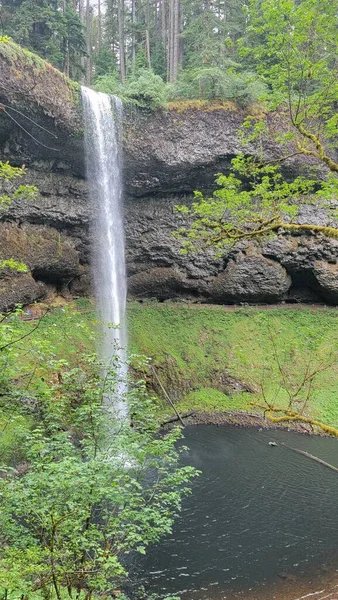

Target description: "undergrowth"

left=4, top=301, right=338, bottom=436
left=166, top=99, right=238, bottom=112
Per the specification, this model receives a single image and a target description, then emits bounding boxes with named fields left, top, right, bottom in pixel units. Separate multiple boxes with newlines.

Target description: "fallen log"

left=283, top=444, right=338, bottom=473
left=161, top=411, right=196, bottom=427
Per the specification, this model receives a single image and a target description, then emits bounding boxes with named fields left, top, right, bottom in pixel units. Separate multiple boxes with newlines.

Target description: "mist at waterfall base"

left=138, top=426, right=338, bottom=600
left=81, top=87, right=128, bottom=417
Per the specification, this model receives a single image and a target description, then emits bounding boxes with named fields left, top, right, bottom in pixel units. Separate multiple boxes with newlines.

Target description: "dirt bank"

left=164, top=409, right=325, bottom=435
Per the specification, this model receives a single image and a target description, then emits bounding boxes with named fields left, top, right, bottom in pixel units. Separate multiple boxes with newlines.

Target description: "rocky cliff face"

left=1, top=161, right=338, bottom=311
left=0, top=50, right=337, bottom=310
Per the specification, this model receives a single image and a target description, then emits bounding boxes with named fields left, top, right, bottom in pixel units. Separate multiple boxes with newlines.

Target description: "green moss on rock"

left=0, top=37, right=82, bottom=133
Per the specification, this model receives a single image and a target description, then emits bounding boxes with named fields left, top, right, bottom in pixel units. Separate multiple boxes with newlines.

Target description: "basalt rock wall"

left=2, top=165, right=338, bottom=311
left=1, top=49, right=338, bottom=310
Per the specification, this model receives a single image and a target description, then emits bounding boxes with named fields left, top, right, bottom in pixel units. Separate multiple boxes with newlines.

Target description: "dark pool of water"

left=139, top=426, right=338, bottom=599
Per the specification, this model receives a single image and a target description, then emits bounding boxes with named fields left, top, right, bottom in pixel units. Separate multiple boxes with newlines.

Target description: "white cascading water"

left=81, top=86, right=128, bottom=418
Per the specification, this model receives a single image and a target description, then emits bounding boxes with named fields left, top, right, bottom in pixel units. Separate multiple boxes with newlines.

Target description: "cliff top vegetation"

left=0, top=36, right=82, bottom=133
left=0, top=0, right=269, bottom=110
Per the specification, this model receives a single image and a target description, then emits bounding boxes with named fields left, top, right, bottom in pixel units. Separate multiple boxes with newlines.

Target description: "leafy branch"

left=175, top=155, right=338, bottom=253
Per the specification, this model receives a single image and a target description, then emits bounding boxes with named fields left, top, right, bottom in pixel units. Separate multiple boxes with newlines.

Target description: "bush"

left=224, top=71, right=268, bottom=107
left=165, top=66, right=268, bottom=107
left=0, top=313, right=197, bottom=600
left=124, top=69, right=166, bottom=109
left=93, top=73, right=124, bottom=96
left=94, top=69, right=167, bottom=110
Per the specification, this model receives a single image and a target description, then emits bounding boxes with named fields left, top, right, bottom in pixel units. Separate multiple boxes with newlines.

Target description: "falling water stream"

left=81, top=87, right=128, bottom=417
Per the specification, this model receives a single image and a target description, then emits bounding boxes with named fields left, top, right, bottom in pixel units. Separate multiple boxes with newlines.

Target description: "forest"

left=1, top=0, right=338, bottom=599
left=0, top=0, right=266, bottom=106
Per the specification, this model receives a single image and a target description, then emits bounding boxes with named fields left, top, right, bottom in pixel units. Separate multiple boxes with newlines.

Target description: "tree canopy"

left=179, top=0, right=338, bottom=253
left=242, top=0, right=338, bottom=171
left=0, top=0, right=85, bottom=77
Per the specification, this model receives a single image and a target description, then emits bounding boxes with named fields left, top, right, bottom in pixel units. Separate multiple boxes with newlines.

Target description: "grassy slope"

left=6, top=301, right=338, bottom=431
left=128, top=303, right=338, bottom=427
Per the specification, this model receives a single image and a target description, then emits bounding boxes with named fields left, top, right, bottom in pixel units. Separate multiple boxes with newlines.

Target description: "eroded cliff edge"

left=1, top=44, right=338, bottom=311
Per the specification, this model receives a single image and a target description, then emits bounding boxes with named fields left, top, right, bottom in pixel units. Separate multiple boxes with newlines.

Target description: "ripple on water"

left=139, top=426, right=338, bottom=600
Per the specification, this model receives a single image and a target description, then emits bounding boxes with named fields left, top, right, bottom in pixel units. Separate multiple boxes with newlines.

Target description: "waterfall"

left=81, top=86, right=128, bottom=418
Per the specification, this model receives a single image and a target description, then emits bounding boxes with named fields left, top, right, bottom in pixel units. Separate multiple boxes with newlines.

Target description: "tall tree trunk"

left=97, top=0, right=102, bottom=52
left=85, top=0, right=92, bottom=85
left=131, top=0, right=136, bottom=70
left=62, top=0, right=70, bottom=76
left=118, top=0, right=126, bottom=83
left=145, top=0, right=152, bottom=69
left=78, top=0, right=84, bottom=22
left=145, top=29, right=152, bottom=69
left=161, top=0, right=166, bottom=43
left=160, top=0, right=167, bottom=79
left=179, top=0, right=184, bottom=69
left=168, top=0, right=174, bottom=81
left=77, top=0, right=85, bottom=82
left=172, top=0, right=179, bottom=82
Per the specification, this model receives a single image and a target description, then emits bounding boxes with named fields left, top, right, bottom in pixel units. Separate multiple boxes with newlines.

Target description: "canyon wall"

left=1, top=46, right=338, bottom=310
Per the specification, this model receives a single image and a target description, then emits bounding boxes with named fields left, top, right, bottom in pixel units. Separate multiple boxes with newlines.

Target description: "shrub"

left=124, top=69, right=166, bottom=109
left=94, top=69, right=167, bottom=110
left=93, top=73, right=124, bottom=96
left=165, top=66, right=268, bottom=107
left=224, top=71, right=268, bottom=107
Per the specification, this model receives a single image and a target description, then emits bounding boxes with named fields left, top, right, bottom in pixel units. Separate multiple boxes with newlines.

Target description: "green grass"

left=5, top=300, right=338, bottom=430
left=128, top=303, right=338, bottom=427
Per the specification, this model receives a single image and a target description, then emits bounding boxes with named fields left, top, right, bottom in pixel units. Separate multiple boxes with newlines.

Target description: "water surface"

left=141, top=426, right=338, bottom=599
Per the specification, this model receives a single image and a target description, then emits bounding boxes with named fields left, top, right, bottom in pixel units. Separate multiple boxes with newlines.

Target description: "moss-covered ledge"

left=0, top=37, right=82, bottom=135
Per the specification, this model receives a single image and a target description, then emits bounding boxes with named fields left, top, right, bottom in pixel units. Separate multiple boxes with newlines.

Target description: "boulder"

left=0, top=271, right=46, bottom=312
left=128, top=267, right=186, bottom=299
left=312, top=261, right=338, bottom=303
left=0, top=222, right=81, bottom=283
left=211, top=256, right=291, bottom=303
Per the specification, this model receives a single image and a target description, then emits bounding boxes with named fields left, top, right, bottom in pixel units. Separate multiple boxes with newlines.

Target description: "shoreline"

left=165, top=409, right=330, bottom=436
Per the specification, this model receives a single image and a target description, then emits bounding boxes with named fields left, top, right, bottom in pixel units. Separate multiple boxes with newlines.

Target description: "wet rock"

left=312, top=261, right=338, bottom=302
left=0, top=221, right=82, bottom=310
left=4, top=175, right=338, bottom=306
left=128, top=267, right=186, bottom=299
left=122, top=108, right=325, bottom=197
left=125, top=195, right=221, bottom=299
left=69, top=266, right=91, bottom=296
left=0, top=271, right=46, bottom=312
left=212, top=371, right=260, bottom=395
left=0, top=222, right=81, bottom=283
left=287, top=284, right=323, bottom=304
left=211, top=256, right=292, bottom=303
left=263, top=234, right=338, bottom=273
